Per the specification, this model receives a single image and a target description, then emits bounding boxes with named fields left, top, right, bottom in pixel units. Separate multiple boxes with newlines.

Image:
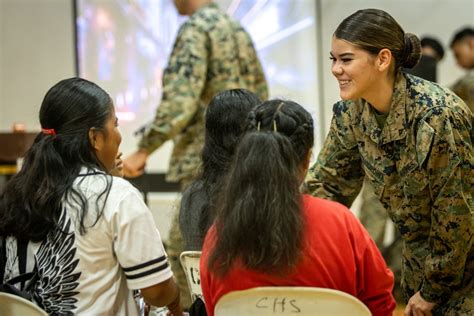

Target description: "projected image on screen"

left=76, top=0, right=318, bottom=163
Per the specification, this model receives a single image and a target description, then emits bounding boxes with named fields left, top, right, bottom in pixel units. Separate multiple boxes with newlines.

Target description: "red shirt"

left=200, top=195, right=396, bottom=316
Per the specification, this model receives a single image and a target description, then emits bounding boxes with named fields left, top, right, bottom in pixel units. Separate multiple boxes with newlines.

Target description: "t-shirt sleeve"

left=112, top=188, right=173, bottom=290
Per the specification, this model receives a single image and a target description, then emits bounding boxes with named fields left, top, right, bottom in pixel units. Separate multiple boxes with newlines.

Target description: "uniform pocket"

left=402, top=169, right=429, bottom=199
left=415, top=120, right=435, bottom=168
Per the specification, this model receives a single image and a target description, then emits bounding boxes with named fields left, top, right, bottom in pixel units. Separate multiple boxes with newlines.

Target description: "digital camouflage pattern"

left=141, top=3, right=268, bottom=308
left=307, top=72, right=473, bottom=314
left=451, top=69, right=474, bottom=113
left=139, top=2, right=268, bottom=183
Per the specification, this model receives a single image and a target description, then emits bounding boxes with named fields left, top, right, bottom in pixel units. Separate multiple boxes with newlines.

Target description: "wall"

left=0, top=0, right=76, bottom=132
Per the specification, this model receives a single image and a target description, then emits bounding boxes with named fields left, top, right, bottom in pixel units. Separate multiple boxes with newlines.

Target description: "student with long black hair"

left=0, top=78, right=182, bottom=315
left=179, top=89, right=261, bottom=251
left=199, top=100, right=396, bottom=316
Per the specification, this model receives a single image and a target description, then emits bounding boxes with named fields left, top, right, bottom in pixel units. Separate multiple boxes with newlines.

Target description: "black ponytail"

left=208, top=99, right=314, bottom=276
left=0, top=78, right=112, bottom=241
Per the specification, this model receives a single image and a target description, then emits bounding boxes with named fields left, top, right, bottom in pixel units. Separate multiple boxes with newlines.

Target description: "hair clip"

left=273, top=120, right=278, bottom=132
left=42, top=128, right=56, bottom=136
left=257, top=121, right=261, bottom=131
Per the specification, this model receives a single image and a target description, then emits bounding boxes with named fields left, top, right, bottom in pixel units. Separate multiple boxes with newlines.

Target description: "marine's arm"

left=306, top=103, right=365, bottom=207
left=124, top=23, right=208, bottom=177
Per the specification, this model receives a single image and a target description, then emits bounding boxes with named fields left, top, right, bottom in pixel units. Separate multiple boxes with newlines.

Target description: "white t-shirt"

left=2, top=169, right=173, bottom=315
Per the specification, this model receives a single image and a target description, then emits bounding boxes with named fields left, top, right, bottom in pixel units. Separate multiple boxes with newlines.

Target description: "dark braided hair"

left=247, top=100, right=314, bottom=161
left=180, top=89, right=261, bottom=248
left=208, top=99, right=314, bottom=276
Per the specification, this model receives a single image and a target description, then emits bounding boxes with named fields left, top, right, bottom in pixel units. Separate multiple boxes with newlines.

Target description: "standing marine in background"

left=123, top=0, right=268, bottom=308
left=450, top=27, right=474, bottom=112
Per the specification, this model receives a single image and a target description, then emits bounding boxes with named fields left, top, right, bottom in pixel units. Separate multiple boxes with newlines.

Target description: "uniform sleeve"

left=233, top=28, right=268, bottom=101
left=419, top=105, right=473, bottom=303
left=253, top=61, right=268, bottom=101
left=306, top=103, right=365, bottom=207
left=139, top=23, right=208, bottom=153
left=112, top=189, right=173, bottom=290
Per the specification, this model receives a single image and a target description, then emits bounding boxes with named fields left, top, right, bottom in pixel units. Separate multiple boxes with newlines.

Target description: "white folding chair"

left=214, top=287, right=371, bottom=316
left=0, top=292, right=47, bottom=316
left=179, top=251, right=204, bottom=303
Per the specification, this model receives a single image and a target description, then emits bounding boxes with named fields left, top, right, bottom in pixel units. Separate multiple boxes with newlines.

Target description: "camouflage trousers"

left=359, top=178, right=403, bottom=302
left=166, top=178, right=194, bottom=309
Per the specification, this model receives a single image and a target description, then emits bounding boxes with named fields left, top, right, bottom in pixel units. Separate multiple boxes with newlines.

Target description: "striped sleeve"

left=113, top=188, right=173, bottom=290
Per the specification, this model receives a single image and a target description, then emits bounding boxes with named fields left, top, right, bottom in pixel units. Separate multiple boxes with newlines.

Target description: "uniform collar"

left=360, top=72, right=409, bottom=145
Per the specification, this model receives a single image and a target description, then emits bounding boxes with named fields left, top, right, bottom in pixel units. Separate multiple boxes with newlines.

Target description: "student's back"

left=199, top=100, right=396, bottom=316
left=179, top=89, right=262, bottom=251
left=201, top=194, right=394, bottom=315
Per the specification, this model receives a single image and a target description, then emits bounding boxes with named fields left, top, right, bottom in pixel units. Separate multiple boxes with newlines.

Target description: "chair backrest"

left=179, top=251, right=204, bottom=303
left=214, top=287, right=371, bottom=316
left=0, top=292, right=48, bottom=316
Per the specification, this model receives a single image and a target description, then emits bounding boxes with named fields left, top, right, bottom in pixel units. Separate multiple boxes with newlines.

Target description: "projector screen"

left=75, top=0, right=320, bottom=172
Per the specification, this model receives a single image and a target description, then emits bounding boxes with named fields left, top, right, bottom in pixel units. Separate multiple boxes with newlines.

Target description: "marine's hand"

left=123, top=150, right=149, bottom=178
left=404, top=291, right=436, bottom=316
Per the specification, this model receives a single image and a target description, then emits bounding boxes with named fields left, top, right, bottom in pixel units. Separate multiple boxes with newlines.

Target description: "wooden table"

left=0, top=132, right=37, bottom=175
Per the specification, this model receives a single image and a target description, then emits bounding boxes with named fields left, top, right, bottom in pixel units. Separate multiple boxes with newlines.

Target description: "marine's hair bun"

left=402, top=33, right=421, bottom=69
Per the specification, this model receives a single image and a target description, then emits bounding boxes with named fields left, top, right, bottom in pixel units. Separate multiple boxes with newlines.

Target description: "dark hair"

left=184, top=89, right=261, bottom=238
left=334, top=8, right=421, bottom=70
left=0, top=77, right=113, bottom=242
left=450, top=27, right=474, bottom=47
left=208, top=99, right=314, bottom=276
left=421, top=36, right=445, bottom=60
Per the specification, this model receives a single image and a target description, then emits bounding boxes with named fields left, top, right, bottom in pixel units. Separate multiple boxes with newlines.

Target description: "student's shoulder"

left=303, top=194, right=356, bottom=222
left=109, top=176, right=141, bottom=198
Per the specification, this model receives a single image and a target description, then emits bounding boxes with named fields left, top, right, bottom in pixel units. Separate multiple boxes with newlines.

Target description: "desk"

left=0, top=132, right=37, bottom=179
left=0, top=132, right=37, bottom=164
left=126, top=173, right=180, bottom=204
left=0, top=132, right=180, bottom=199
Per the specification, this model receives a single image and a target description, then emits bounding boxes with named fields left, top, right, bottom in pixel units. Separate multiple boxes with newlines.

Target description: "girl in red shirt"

left=200, top=99, right=396, bottom=316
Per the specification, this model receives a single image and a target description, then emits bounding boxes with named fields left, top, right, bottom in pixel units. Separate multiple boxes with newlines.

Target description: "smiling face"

left=330, top=37, right=382, bottom=101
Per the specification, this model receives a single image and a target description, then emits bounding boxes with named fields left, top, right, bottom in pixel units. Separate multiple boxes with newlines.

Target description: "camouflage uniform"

left=359, top=179, right=404, bottom=302
left=307, top=72, right=473, bottom=314
left=139, top=3, right=268, bottom=308
left=139, top=2, right=268, bottom=183
left=451, top=69, right=474, bottom=113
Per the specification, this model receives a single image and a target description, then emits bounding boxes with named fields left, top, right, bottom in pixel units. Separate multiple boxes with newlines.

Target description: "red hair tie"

left=42, top=128, right=56, bottom=136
